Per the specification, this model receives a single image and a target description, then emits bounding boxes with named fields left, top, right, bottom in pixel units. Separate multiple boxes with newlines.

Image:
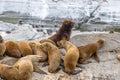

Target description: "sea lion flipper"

left=92, top=53, right=100, bottom=63
left=72, top=69, right=82, bottom=75
left=56, top=67, right=61, bottom=72
left=42, top=62, right=49, bottom=67
left=76, top=63, right=85, bottom=69
left=34, top=66, right=47, bottom=74
left=79, top=59, right=91, bottom=64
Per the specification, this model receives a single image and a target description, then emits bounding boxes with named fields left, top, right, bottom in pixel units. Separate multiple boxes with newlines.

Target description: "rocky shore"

left=0, top=31, right=119, bottom=80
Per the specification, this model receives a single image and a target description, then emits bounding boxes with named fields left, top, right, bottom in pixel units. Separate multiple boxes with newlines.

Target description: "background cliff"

left=0, top=0, right=120, bottom=25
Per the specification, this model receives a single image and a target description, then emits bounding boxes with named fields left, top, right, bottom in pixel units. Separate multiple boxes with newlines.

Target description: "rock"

left=0, top=32, right=120, bottom=80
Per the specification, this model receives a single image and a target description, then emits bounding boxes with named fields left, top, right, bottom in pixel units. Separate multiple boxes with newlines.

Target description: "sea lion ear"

left=8, top=66, right=13, bottom=69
